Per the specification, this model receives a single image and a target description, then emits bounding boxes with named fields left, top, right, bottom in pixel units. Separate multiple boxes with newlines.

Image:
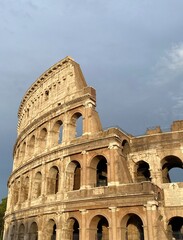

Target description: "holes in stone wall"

left=47, top=166, right=59, bottom=195
left=136, top=161, right=151, bottom=182
left=90, top=155, right=108, bottom=187
left=32, top=172, right=42, bottom=199
left=162, top=155, right=183, bottom=183
left=89, top=215, right=109, bottom=240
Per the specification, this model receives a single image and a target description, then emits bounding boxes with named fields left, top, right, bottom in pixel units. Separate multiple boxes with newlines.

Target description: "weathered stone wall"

left=4, top=57, right=183, bottom=240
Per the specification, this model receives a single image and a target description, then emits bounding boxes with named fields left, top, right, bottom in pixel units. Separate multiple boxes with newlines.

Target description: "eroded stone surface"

left=4, top=57, right=183, bottom=240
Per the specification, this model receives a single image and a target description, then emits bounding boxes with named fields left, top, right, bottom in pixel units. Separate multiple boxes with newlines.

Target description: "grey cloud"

left=1, top=0, right=183, bottom=199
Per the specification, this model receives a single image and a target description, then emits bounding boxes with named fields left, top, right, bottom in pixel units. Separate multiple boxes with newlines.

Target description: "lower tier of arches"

left=4, top=207, right=183, bottom=240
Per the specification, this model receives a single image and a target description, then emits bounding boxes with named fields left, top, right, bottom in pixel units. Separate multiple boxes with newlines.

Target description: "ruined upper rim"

left=18, top=56, right=75, bottom=118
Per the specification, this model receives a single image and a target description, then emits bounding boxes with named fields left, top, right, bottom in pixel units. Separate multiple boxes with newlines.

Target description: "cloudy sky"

left=1, top=0, right=183, bottom=200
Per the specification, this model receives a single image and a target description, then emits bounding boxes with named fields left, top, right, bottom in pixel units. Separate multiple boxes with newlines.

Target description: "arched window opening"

left=10, top=225, right=15, bottom=240
left=136, top=161, right=151, bottom=182
left=18, top=224, right=25, bottom=240
left=168, top=217, right=183, bottom=240
left=66, top=161, right=81, bottom=191
left=126, top=214, right=144, bottom=240
left=67, top=218, right=80, bottom=240
left=70, top=112, right=83, bottom=139
left=162, top=156, right=183, bottom=183
left=97, top=157, right=107, bottom=187
left=47, top=220, right=56, bottom=240
left=14, top=180, right=20, bottom=205
left=97, top=217, right=109, bottom=240
left=90, top=156, right=108, bottom=187
left=28, top=135, right=35, bottom=157
left=29, top=222, right=38, bottom=240
left=22, top=176, right=29, bottom=202
left=33, top=172, right=42, bottom=199
left=21, top=142, right=26, bottom=161
left=122, top=140, right=130, bottom=157
left=89, top=215, right=109, bottom=240
left=52, top=120, right=63, bottom=145
left=47, top=167, right=59, bottom=195
left=40, top=128, right=47, bottom=150
left=74, top=162, right=81, bottom=190
left=73, top=220, right=79, bottom=240
left=45, top=90, right=49, bottom=100
left=76, top=115, right=82, bottom=137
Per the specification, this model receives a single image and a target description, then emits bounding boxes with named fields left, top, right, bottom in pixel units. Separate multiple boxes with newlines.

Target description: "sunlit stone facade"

left=4, top=57, right=183, bottom=239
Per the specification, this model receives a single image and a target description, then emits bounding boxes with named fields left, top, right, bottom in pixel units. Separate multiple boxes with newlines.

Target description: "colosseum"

left=3, top=56, right=183, bottom=240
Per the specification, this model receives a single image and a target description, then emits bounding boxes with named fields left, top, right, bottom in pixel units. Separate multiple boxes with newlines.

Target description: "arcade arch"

left=136, top=160, right=151, bottom=182
left=89, top=215, right=109, bottom=240
left=90, top=155, right=108, bottom=187
left=66, top=161, right=81, bottom=191
left=67, top=218, right=80, bottom=240
left=47, top=166, right=59, bottom=195
left=162, top=155, right=183, bottom=183
left=121, top=213, right=144, bottom=240
left=39, top=128, right=48, bottom=150
left=51, top=120, right=63, bottom=145
left=32, top=172, right=42, bottom=199
left=70, top=112, right=83, bottom=138
left=167, top=216, right=183, bottom=240
left=18, top=223, right=25, bottom=240
left=46, top=219, right=56, bottom=240
left=29, top=222, right=38, bottom=240
left=28, top=135, right=35, bottom=157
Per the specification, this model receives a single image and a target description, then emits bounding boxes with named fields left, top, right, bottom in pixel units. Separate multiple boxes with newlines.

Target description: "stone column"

left=56, top=212, right=62, bottom=239
left=145, top=200, right=159, bottom=240
left=41, top=163, right=47, bottom=201
left=108, top=142, right=120, bottom=186
left=83, top=100, right=96, bottom=135
left=80, top=151, right=88, bottom=189
left=109, top=207, right=117, bottom=240
left=80, top=209, right=87, bottom=240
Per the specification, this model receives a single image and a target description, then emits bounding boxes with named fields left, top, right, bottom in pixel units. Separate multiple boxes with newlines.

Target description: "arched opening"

left=47, top=166, right=59, bottom=194
left=40, top=128, right=47, bottom=150
left=18, top=224, right=25, bottom=240
left=46, top=219, right=56, bottom=240
left=66, top=161, right=81, bottom=191
left=28, top=135, right=35, bottom=157
left=52, top=120, right=63, bottom=145
left=14, top=180, right=20, bottom=205
left=121, top=214, right=144, bottom=240
left=97, top=158, right=107, bottom=187
left=89, top=215, right=109, bottom=240
left=22, top=176, right=29, bottom=202
left=29, top=222, right=38, bottom=240
left=70, top=112, right=83, bottom=139
left=136, top=161, right=151, bottom=182
left=168, top=217, right=183, bottom=240
left=10, top=225, right=15, bottom=240
left=21, top=142, right=26, bottom=162
left=122, top=139, right=130, bottom=157
left=45, top=90, right=49, bottom=101
left=90, top=155, right=108, bottom=187
left=67, top=218, right=80, bottom=240
left=162, top=155, right=183, bottom=183
left=32, top=172, right=42, bottom=199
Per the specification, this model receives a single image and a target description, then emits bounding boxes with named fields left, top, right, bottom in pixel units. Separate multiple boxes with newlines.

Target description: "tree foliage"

left=0, top=198, right=7, bottom=240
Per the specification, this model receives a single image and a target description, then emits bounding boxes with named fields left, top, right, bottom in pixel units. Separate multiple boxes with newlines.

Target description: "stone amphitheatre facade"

left=3, top=56, right=183, bottom=240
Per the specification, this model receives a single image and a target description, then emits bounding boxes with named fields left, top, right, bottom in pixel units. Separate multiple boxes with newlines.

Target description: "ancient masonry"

left=4, top=57, right=183, bottom=240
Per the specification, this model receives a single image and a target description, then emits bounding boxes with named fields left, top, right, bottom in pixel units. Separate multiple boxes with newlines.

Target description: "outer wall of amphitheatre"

left=3, top=57, right=183, bottom=240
